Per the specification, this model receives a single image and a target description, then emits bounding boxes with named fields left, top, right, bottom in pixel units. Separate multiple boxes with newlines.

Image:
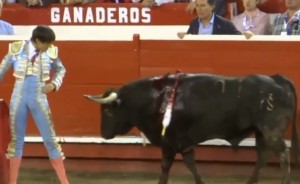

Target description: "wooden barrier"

left=0, top=35, right=300, bottom=162
left=0, top=100, right=10, bottom=184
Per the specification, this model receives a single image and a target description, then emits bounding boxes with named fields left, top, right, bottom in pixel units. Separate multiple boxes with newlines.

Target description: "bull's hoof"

left=246, top=179, right=258, bottom=184
left=195, top=178, right=205, bottom=184
left=282, top=178, right=291, bottom=184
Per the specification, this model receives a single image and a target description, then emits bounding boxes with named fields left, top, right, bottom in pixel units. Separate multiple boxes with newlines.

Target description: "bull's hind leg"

left=247, top=131, right=272, bottom=184
left=250, top=130, right=291, bottom=184
left=158, top=144, right=176, bottom=184
left=270, top=139, right=291, bottom=184
left=181, top=148, right=205, bottom=184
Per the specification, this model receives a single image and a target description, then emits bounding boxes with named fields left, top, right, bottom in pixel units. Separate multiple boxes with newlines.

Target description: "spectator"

left=232, top=0, right=271, bottom=35
left=61, top=0, right=97, bottom=5
left=273, top=0, right=300, bottom=35
left=99, top=0, right=140, bottom=2
left=18, top=0, right=59, bottom=7
left=1, top=0, right=18, bottom=4
left=186, top=0, right=226, bottom=17
left=177, top=0, right=241, bottom=39
left=142, top=0, right=226, bottom=17
left=0, top=0, right=14, bottom=35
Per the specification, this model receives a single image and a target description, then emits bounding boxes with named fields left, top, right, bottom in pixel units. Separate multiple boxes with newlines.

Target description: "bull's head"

left=84, top=89, right=132, bottom=139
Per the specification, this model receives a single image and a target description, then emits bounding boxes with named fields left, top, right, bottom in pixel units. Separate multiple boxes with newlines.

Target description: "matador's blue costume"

left=0, top=40, right=69, bottom=184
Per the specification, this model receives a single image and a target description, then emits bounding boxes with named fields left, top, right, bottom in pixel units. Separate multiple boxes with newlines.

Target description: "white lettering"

left=118, top=7, right=128, bottom=23
left=107, top=7, right=117, bottom=23
left=141, top=8, right=151, bottom=23
left=63, top=7, right=72, bottom=23
left=51, top=7, right=60, bottom=23
left=130, top=8, right=139, bottom=23
left=96, top=7, right=105, bottom=23
left=74, top=7, right=83, bottom=23
left=85, top=7, right=94, bottom=23
left=51, top=6, right=152, bottom=24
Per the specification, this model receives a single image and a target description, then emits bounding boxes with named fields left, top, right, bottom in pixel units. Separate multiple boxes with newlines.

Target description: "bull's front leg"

left=158, top=143, right=176, bottom=184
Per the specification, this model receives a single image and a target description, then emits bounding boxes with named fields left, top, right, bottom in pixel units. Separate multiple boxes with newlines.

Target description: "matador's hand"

left=42, top=83, right=56, bottom=94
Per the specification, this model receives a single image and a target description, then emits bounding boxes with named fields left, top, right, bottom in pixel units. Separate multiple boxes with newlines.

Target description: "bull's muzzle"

left=84, top=92, right=118, bottom=104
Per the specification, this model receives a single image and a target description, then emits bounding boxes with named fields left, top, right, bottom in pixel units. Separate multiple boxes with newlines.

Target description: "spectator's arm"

left=228, top=21, right=241, bottom=35
left=272, top=15, right=280, bottom=35
left=187, top=25, right=193, bottom=34
left=142, top=0, right=174, bottom=8
left=8, top=25, right=14, bottom=35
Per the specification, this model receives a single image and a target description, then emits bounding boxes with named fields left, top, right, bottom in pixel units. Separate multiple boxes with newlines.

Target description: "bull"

left=84, top=73, right=299, bottom=184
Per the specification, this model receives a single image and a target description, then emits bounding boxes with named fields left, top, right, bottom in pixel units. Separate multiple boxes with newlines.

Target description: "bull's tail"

left=290, top=82, right=299, bottom=165
left=271, top=74, right=299, bottom=165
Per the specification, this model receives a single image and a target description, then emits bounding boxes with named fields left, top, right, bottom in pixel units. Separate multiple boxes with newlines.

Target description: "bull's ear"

left=116, top=99, right=121, bottom=106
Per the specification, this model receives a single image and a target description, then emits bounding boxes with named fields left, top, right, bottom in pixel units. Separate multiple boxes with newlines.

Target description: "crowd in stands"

left=177, top=0, right=300, bottom=38
left=0, top=0, right=300, bottom=36
left=1, top=0, right=96, bottom=6
left=0, top=0, right=14, bottom=34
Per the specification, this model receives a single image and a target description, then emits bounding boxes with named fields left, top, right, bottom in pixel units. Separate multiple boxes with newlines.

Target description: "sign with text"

left=2, top=3, right=195, bottom=25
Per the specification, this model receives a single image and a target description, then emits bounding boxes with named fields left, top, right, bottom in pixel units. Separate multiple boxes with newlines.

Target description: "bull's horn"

left=83, top=94, right=103, bottom=103
left=84, top=92, right=118, bottom=104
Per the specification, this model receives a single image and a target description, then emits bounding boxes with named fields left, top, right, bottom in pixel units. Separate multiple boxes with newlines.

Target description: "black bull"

left=84, top=73, right=299, bottom=184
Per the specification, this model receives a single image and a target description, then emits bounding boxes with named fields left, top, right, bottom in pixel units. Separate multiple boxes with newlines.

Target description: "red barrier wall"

left=0, top=35, right=299, bottom=162
left=0, top=100, right=10, bottom=184
left=0, top=3, right=296, bottom=181
left=0, top=39, right=140, bottom=136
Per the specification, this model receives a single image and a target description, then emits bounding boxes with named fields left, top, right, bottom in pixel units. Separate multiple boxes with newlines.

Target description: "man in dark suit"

left=178, top=0, right=241, bottom=38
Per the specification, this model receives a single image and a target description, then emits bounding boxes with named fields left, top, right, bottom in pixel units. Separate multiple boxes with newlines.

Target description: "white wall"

left=12, top=25, right=188, bottom=40
left=9, top=13, right=279, bottom=41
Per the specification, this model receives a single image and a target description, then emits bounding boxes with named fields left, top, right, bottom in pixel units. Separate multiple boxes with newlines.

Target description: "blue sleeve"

left=0, top=54, right=14, bottom=82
